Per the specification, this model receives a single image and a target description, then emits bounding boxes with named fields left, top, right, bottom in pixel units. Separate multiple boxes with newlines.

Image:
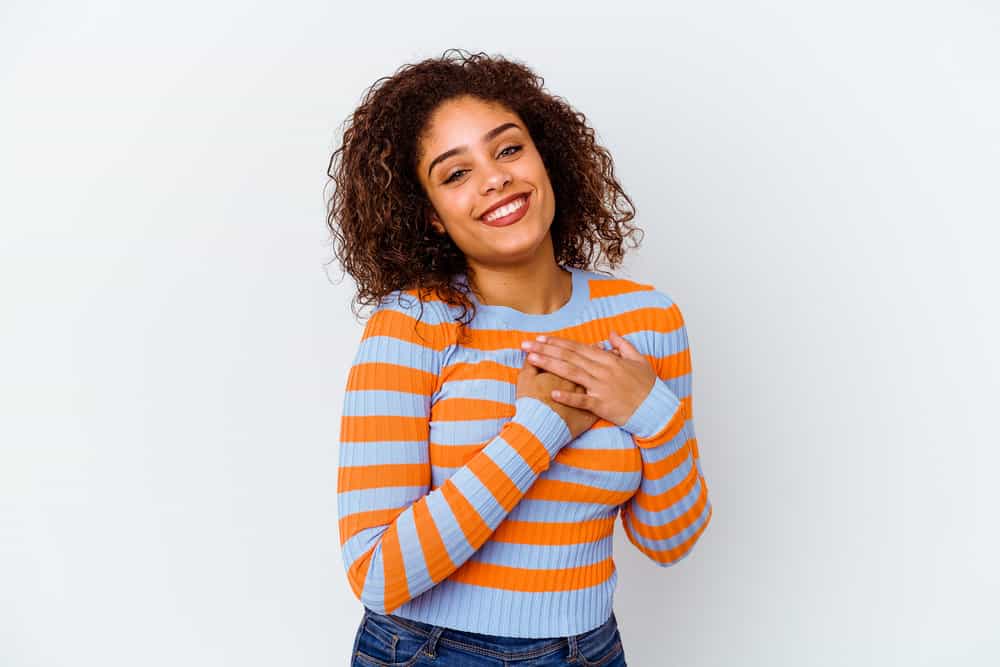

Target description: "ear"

left=428, top=213, right=446, bottom=235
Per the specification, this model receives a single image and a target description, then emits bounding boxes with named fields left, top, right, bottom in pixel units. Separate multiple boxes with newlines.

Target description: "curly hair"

left=325, top=48, right=643, bottom=344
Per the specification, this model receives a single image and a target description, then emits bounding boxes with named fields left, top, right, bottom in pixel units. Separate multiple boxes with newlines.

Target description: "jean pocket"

left=575, top=613, right=624, bottom=667
left=576, top=632, right=623, bottom=667
left=353, top=611, right=432, bottom=667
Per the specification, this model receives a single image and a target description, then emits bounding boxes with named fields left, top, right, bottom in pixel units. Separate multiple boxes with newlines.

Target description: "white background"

left=2, top=1, right=998, bottom=665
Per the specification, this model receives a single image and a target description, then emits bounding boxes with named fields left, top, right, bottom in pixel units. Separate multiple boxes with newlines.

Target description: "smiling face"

left=416, top=95, right=557, bottom=269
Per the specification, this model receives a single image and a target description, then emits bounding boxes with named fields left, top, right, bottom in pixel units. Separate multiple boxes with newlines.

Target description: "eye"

left=499, top=144, right=523, bottom=158
left=443, top=169, right=467, bottom=184
left=442, top=145, right=523, bottom=184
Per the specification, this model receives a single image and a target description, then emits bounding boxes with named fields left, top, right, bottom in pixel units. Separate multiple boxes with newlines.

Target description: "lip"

left=479, top=191, right=531, bottom=220
left=479, top=192, right=531, bottom=227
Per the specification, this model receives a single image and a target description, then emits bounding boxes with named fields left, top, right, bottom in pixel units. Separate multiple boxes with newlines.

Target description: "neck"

left=466, top=257, right=572, bottom=315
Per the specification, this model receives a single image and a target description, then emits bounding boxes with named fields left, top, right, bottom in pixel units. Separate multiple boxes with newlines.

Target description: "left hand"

left=520, top=330, right=657, bottom=428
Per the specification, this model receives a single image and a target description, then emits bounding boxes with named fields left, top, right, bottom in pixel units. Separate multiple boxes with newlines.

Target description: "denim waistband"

left=362, top=607, right=619, bottom=661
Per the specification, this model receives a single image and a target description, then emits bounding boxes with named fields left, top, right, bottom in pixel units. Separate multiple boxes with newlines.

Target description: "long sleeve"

left=618, top=297, right=712, bottom=565
left=337, top=296, right=574, bottom=614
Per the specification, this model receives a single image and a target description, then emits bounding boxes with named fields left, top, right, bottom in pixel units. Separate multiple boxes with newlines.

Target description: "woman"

left=327, top=48, right=712, bottom=666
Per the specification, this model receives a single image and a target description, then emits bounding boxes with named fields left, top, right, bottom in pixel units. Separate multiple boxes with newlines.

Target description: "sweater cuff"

left=621, top=377, right=682, bottom=440
left=511, top=396, right=573, bottom=458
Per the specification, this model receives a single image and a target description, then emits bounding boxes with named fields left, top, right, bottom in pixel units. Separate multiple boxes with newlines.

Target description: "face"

left=416, top=95, right=557, bottom=268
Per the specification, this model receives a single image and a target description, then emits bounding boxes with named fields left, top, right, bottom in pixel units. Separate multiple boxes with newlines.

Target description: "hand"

left=515, top=350, right=598, bottom=440
left=520, top=331, right=657, bottom=428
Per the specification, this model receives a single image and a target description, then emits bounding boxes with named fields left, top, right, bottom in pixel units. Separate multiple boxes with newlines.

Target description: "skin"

left=415, top=94, right=569, bottom=314
left=414, top=95, right=658, bottom=428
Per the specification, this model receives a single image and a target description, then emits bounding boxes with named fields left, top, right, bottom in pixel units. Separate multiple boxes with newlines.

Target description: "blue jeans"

left=350, top=607, right=627, bottom=666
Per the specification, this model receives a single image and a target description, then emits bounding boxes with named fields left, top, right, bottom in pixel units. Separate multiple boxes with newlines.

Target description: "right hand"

left=515, top=350, right=598, bottom=440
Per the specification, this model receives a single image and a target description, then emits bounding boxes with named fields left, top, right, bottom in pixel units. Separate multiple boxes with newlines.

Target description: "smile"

left=480, top=193, right=530, bottom=227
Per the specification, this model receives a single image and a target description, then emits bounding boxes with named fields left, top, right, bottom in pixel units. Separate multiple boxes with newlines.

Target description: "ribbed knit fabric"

left=337, top=265, right=712, bottom=637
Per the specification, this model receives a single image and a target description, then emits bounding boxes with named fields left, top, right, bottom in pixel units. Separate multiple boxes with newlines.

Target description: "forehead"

left=420, top=97, right=520, bottom=149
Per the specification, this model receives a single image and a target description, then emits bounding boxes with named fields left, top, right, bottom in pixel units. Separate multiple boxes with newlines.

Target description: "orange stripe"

left=622, top=501, right=712, bottom=565
left=429, top=425, right=643, bottom=469
left=429, top=308, right=688, bottom=404
left=467, top=453, right=521, bottom=513
left=501, top=420, right=552, bottom=474
left=433, top=396, right=514, bottom=421
left=659, top=346, right=692, bottom=381
left=428, top=422, right=565, bottom=472
left=638, top=438, right=695, bottom=482
left=553, top=447, right=642, bottom=472
left=412, top=499, right=455, bottom=585
left=340, top=414, right=429, bottom=443
left=440, top=359, right=516, bottom=384
left=632, top=396, right=691, bottom=449
left=361, top=307, right=451, bottom=352
left=449, top=305, right=681, bottom=353
left=339, top=507, right=404, bottom=546
left=491, top=517, right=615, bottom=545
left=381, top=523, right=409, bottom=613
left=525, top=479, right=635, bottom=506
left=631, top=457, right=701, bottom=512
left=626, top=478, right=710, bottom=541
left=428, top=441, right=486, bottom=468
left=345, top=361, right=437, bottom=394
left=448, top=556, right=615, bottom=592
left=347, top=546, right=374, bottom=599
left=440, top=478, right=493, bottom=552
left=588, top=279, right=655, bottom=299
left=337, top=462, right=429, bottom=492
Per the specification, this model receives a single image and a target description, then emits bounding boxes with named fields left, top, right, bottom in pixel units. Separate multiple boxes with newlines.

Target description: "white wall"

left=2, top=1, right=997, bottom=665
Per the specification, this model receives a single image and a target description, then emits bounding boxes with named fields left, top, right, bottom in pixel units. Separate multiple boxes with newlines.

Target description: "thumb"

left=608, top=330, right=643, bottom=361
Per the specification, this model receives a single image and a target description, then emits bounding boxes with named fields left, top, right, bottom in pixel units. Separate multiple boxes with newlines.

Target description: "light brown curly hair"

left=325, top=48, right=643, bottom=344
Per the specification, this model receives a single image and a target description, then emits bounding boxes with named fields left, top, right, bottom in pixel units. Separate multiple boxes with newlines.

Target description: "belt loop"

left=422, top=626, right=444, bottom=659
left=565, top=634, right=579, bottom=663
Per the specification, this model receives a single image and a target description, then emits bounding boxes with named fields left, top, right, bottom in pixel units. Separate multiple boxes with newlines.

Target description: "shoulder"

left=576, top=267, right=683, bottom=317
left=361, top=287, right=453, bottom=351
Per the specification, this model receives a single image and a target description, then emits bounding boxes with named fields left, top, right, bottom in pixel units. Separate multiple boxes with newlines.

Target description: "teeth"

left=483, top=195, right=526, bottom=221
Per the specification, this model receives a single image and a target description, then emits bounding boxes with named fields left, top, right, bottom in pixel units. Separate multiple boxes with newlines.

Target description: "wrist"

left=621, top=377, right=682, bottom=439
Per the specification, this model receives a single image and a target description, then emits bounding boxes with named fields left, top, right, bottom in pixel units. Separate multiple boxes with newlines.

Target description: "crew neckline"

left=456, top=265, right=589, bottom=330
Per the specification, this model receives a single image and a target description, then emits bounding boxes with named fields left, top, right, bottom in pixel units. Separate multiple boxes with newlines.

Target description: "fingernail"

left=536, top=335, right=546, bottom=342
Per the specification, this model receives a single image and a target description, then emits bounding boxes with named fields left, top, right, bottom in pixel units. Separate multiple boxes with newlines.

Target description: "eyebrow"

left=426, top=122, right=521, bottom=179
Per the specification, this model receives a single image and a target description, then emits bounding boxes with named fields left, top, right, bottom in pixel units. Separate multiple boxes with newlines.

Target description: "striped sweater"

left=337, top=265, right=712, bottom=637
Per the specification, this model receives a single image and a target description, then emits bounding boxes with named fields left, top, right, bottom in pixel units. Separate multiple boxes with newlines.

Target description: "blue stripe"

left=630, top=475, right=706, bottom=526
left=342, top=389, right=430, bottom=416
left=338, top=485, right=427, bottom=516
left=625, top=493, right=712, bottom=552
left=354, top=335, right=439, bottom=373
left=339, top=439, right=428, bottom=466
left=473, top=535, right=614, bottom=569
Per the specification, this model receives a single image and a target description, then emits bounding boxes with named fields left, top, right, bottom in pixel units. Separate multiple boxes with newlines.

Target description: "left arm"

left=616, top=301, right=712, bottom=566
left=520, top=298, right=712, bottom=566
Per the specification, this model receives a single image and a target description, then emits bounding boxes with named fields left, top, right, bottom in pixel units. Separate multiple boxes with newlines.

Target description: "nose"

left=480, top=165, right=512, bottom=194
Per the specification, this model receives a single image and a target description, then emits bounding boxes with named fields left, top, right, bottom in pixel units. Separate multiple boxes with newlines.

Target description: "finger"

left=536, top=335, right=611, bottom=362
left=527, top=351, right=596, bottom=387
left=550, top=388, right=591, bottom=409
left=608, top=330, right=643, bottom=361
left=529, top=335, right=610, bottom=374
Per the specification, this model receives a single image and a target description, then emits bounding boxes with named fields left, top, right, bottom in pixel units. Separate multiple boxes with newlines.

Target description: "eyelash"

left=443, top=144, right=523, bottom=184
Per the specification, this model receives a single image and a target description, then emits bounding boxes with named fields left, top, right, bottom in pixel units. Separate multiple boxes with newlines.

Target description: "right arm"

left=337, top=295, right=572, bottom=614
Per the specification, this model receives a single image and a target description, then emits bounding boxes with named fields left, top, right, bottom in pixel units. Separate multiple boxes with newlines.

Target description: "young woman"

left=327, top=48, right=712, bottom=666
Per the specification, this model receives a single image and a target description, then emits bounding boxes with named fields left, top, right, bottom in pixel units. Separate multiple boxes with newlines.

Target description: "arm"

left=337, top=296, right=573, bottom=613
left=618, top=297, right=712, bottom=566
